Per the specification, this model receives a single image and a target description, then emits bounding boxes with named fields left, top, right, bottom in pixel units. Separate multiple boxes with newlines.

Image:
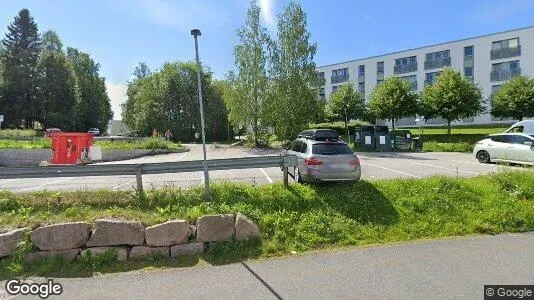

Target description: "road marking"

left=451, top=160, right=483, bottom=165
left=0, top=178, right=20, bottom=185
left=19, top=177, right=73, bottom=192
left=403, top=161, right=481, bottom=175
left=259, top=168, right=273, bottom=183
left=362, top=163, right=421, bottom=178
left=113, top=179, right=136, bottom=189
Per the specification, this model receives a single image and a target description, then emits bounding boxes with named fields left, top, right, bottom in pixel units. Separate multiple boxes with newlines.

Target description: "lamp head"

left=191, top=29, right=201, bottom=37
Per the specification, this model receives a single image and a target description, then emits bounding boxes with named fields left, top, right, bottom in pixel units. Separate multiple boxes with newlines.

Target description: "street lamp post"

left=191, top=29, right=211, bottom=201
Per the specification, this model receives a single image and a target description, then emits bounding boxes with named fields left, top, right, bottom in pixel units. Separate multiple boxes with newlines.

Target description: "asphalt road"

left=2, top=233, right=533, bottom=299
left=0, top=144, right=527, bottom=193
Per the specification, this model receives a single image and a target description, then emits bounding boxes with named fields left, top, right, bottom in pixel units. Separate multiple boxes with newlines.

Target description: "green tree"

left=267, top=1, right=319, bottom=141
left=41, top=29, right=62, bottom=52
left=0, top=9, right=41, bottom=128
left=226, top=1, right=271, bottom=146
left=67, top=47, right=113, bottom=132
left=327, top=82, right=365, bottom=137
left=36, top=51, right=78, bottom=130
left=368, top=76, right=418, bottom=131
left=491, top=75, right=534, bottom=121
left=421, top=67, right=484, bottom=134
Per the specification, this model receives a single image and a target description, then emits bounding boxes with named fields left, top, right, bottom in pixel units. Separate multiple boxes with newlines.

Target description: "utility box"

left=358, top=125, right=375, bottom=151
left=51, top=133, right=93, bottom=165
left=374, top=125, right=390, bottom=152
left=390, top=130, right=413, bottom=151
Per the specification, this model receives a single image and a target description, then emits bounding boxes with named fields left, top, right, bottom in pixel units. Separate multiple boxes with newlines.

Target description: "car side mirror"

left=525, top=141, right=533, bottom=147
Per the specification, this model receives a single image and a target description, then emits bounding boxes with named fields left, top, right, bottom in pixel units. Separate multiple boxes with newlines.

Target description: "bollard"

left=136, top=165, right=143, bottom=196
left=283, top=166, right=289, bottom=188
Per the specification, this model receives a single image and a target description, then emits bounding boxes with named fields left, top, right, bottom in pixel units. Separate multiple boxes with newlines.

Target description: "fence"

left=0, top=155, right=298, bottom=194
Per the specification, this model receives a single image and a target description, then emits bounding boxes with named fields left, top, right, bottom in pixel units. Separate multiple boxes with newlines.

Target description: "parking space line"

left=362, top=163, right=421, bottom=178
left=113, top=179, right=136, bottom=189
left=19, top=177, right=73, bottom=192
left=259, top=168, right=273, bottom=183
left=0, top=178, right=20, bottom=185
left=403, top=161, right=481, bottom=175
left=451, top=160, right=482, bottom=165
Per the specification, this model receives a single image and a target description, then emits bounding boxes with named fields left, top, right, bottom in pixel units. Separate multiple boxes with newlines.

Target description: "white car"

left=88, top=128, right=100, bottom=136
left=473, top=133, right=534, bottom=165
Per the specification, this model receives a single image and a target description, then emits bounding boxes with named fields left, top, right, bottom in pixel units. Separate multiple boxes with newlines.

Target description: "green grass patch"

left=0, top=129, right=41, bottom=139
left=0, top=137, right=184, bottom=150
left=1, top=170, right=533, bottom=278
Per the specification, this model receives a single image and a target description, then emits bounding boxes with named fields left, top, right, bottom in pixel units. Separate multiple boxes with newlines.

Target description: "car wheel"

left=476, top=150, right=491, bottom=163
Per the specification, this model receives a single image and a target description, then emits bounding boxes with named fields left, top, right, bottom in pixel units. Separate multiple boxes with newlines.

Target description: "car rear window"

left=312, top=143, right=353, bottom=155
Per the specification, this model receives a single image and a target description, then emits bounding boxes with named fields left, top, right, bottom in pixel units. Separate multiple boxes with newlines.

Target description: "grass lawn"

left=0, top=137, right=184, bottom=150
left=1, top=170, right=533, bottom=278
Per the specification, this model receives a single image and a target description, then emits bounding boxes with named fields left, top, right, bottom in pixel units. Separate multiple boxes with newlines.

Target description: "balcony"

left=394, top=63, right=417, bottom=74
left=424, top=57, right=451, bottom=70
left=490, top=68, right=521, bottom=82
left=491, top=46, right=521, bottom=60
left=358, top=74, right=365, bottom=83
left=331, top=74, right=349, bottom=84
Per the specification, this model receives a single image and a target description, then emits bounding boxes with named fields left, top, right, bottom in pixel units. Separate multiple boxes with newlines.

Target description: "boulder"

left=0, top=228, right=29, bottom=258
left=80, top=246, right=128, bottom=261
left=86, top=219, right=144, bottom=247
left=129, top=246, right=169, bottom=259
left=24, top=248, right=80, bottom=263
left=235, top=213, right=261, bottom=240
left=145, top=220, right=191, bottom=247
left=31, top=222, right=90, bottom=251
left=170, top=243, right=204, bottom=258
left=196, top=214, right=235, bottom=242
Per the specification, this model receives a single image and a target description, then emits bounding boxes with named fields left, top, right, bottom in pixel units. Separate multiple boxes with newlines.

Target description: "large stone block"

left=0, top=228, right=29, bottom=258
left=170, top=243, right=204, bottom=258
left=145, top=220, right=191, bottom=247
left=24, top=248, right=80, bottom=263
left=128, top=246, right=169, bottom=259
left=31, top=222, right=90, bottom=251
left=80, top=246, right=128, bottom=261
left=86, top=219, right=144, bottom=247
left=235, top=213, right=261, bottom=240
left=196, top=214, right=235, bottom=242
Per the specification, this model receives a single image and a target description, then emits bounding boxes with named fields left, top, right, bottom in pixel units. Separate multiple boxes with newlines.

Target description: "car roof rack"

left=298, top=129, right=340, bottom=141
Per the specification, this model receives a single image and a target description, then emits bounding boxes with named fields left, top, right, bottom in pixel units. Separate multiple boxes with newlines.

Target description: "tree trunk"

left=447, top=120, right=451, bottom=135
left=391, top=118, right=395, bottom=131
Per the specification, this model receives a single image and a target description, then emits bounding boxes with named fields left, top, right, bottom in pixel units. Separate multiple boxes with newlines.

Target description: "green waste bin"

left=358, top=125, right=375, bottom=151
left=389, top=130, right=412, bottom=151
left=374, top=125, right=391, bottom=152
left=411, top=136, right=424, bottom=152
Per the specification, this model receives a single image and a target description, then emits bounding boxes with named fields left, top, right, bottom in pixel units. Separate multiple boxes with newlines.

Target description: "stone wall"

left=0, top=148, right=188, bottom=167
left=0, top=213, right=260, bottom=263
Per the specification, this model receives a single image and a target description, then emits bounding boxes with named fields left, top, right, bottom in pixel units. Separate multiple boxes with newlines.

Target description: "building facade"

left=316, top=26, right=534, bottom=126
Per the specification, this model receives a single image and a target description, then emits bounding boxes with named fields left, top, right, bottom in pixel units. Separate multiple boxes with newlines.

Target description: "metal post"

left=136, top=165, right=143, bottom=195
left=191, top=29, right=211, bottom=201
left=283, top=166, right=289, bottom=188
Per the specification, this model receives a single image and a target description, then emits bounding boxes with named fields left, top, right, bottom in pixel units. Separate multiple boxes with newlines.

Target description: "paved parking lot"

left=0, top=144, right=528, bottom=193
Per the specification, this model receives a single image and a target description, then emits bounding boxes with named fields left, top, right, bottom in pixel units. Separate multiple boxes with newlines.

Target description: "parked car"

left=473, top=133, right=534, bottom=165
left=88, top=128, right=100, bottom=136
left=44, top=128, right=61, bottom=137
left=504, top=120, right=534, bottom=134
left=281, top=129, right=361, bottom=183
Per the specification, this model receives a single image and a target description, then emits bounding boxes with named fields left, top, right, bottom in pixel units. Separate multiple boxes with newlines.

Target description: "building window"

left=358, top=82, right=365, bottom=94
left=394, top=56, right=417, bottom=74
left=331, top=68, right=349, bottom=84
left=318, top=87, right=325, bottom=100
left=464, top=45, right=474, bottom=81
left=425, top=71, right=441, bottom=85
left=491, top=38, right=521, bottom=60
left=377, top=61, right=384, bottom=82
left=399, top=75, right=417, bottom=91
left=464, top=67, right=473, bottom=81
left=358, top=65, right=365, bottom=83
left=317, top=72, right=325, bottom=86
left=424, top=50, right=451, bottom=70
left=332, top=85, right=340, bottom=92
left=464, top=46, right=474, bottom=58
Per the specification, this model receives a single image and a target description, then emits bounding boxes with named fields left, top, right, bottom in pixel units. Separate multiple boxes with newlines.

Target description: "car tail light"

left=304, top=157, right=323, bottom=166
left=350, top=158, right=360, bottom=166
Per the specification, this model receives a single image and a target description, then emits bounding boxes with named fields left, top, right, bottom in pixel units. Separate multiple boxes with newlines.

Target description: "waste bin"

left=411, top=136, right=424, bottom=152
left=389, top=130, right=412, bottom=151
left=358, top=125, right=375, bottom=151
left=51, top=133, right=93, bottom=165
left=374, top=125, right=390, bottom=152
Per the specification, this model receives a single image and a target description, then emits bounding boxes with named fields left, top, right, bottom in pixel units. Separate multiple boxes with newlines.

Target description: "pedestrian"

left=165, top=129, right=173, bottom=141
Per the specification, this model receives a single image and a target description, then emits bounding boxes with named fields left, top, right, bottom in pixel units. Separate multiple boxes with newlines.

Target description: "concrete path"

left=3, top=233, right=533, bottom=299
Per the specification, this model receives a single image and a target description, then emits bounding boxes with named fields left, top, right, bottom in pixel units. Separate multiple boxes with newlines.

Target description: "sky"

left=1, top=0, right=534, bottom=120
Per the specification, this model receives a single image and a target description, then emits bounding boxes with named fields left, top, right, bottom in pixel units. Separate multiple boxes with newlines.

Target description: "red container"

left=51, top=133, right=93, bottom=165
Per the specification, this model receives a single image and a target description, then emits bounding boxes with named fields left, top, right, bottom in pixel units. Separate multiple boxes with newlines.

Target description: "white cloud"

left=106, top=82, right=128, bottom=120
left=259, top=0, right=276, bottom=29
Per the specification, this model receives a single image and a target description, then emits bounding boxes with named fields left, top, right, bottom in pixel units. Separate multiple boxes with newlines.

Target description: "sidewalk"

left=3, top=232, right=534, bottom=299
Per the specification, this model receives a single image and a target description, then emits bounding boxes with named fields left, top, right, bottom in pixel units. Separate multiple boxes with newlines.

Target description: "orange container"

left=51, top=133, right=93, bottom=165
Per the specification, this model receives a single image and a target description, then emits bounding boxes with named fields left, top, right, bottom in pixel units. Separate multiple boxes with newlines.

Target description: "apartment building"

left=316, top=26, right=534, bottom=126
